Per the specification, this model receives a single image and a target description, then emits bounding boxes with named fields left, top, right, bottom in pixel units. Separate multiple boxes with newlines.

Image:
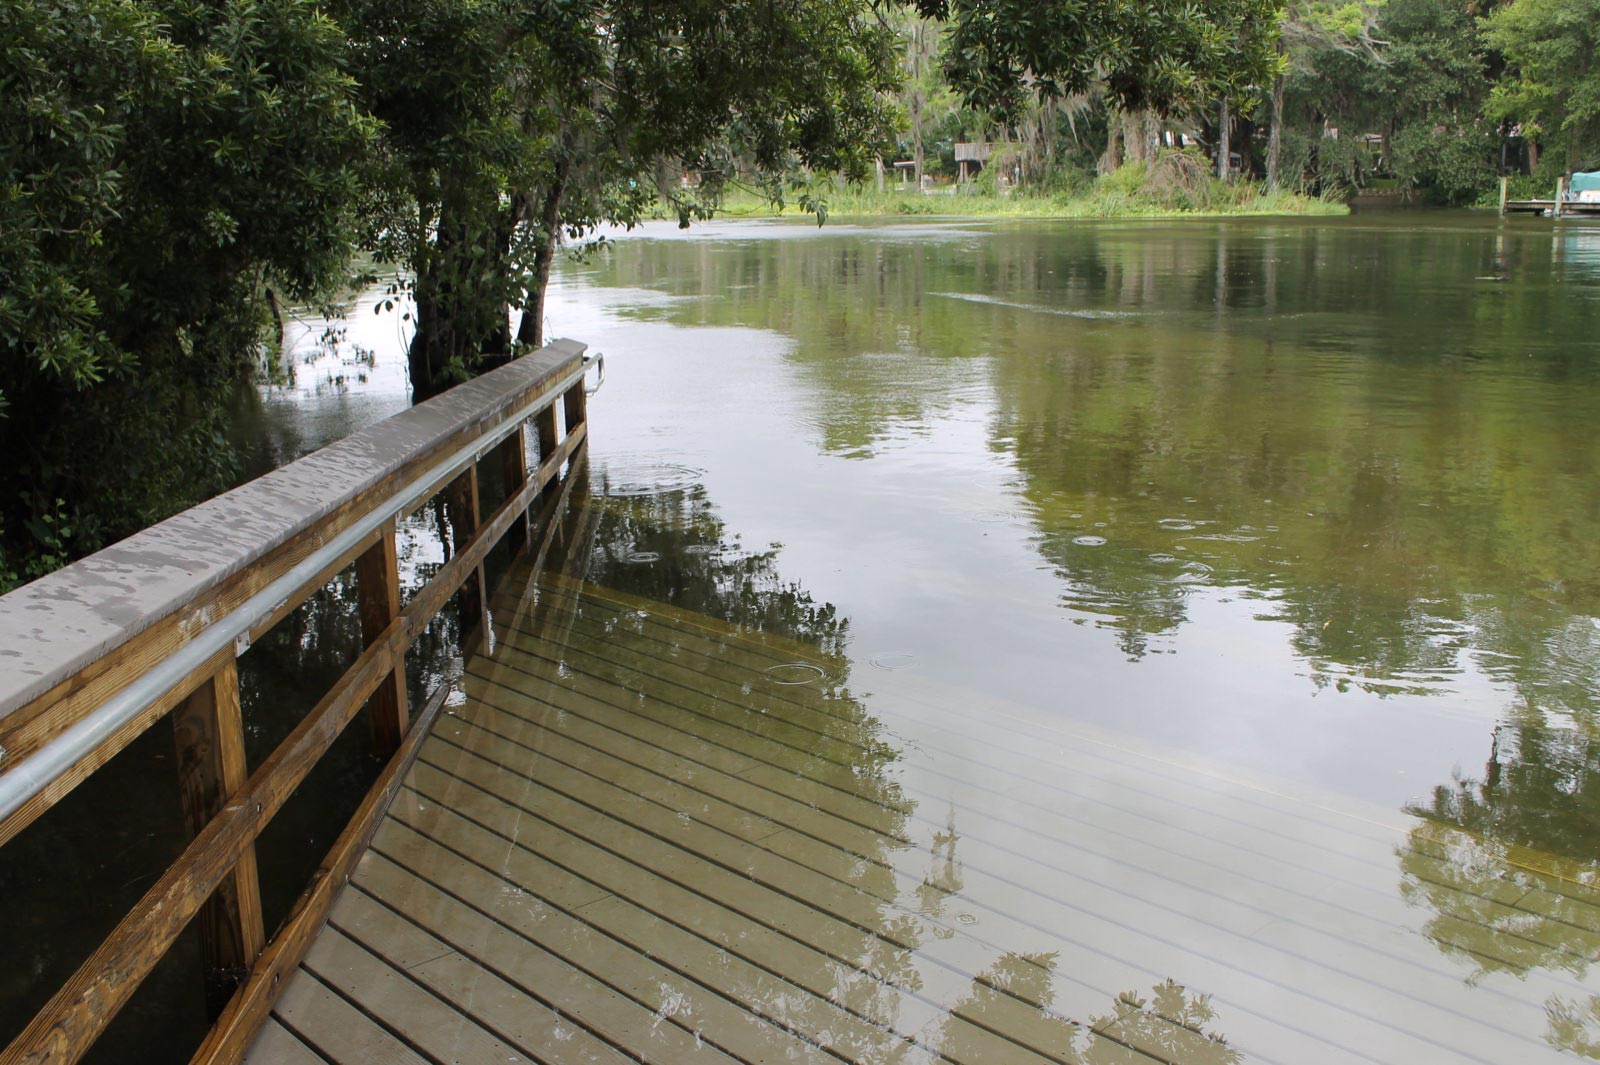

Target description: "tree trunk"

left=1218, top=98, right=1231, bottom=181
left=913, top=95, right=925, bottom=186
left=516, top=167, right=568, bottom=349
left=1267, top=74, right=1284, bottom=190
left=1127, top=110, right=1159, bottom=163
left=408, top=174, right=511, bottom=401
left=1099, top=108, right=1124, bottom=174
left=1041, top=100, right=1056, bottom=181
left=408, top=200, right=458, bottom=402
left=264, top=286, right=286, bottom=361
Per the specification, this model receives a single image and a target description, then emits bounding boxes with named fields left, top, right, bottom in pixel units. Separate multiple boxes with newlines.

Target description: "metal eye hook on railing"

left=585, top=351, right=606, bottom=395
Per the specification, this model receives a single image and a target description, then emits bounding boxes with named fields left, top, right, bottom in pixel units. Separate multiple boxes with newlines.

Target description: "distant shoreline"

left=704, top=185, right=1349, bottom=222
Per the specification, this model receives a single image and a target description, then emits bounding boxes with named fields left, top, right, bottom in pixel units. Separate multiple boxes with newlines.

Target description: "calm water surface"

left=542, top=214, right=1600, bottom=809
left=239, top=213, right=1600, bottom=1061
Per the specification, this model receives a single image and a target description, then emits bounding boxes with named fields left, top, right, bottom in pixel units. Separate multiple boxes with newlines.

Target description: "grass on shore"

left=708, top=158, right=1347, bottom=222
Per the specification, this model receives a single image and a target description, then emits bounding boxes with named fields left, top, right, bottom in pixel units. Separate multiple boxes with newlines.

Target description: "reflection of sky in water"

left=1560, top=227, right=1600, bottom=284
left=536, top=217, right=1600, bottom=818
left=215, top=215, right=1600, bottom=1065
left=230, top=215, right=1600, bottom=819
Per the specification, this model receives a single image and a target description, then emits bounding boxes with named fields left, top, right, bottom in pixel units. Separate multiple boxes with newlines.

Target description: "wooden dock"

left=1501, top=199, right=1600, bottom=216
left=10, top=332, right=1600, bottom=1064
left=241, top=561, right=1600, bottom=1064
left=1499, top=174, right=1600, bottom=216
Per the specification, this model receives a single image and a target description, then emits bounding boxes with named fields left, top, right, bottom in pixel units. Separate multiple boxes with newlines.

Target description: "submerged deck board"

left=244, top=564, right=1600, bottom=1065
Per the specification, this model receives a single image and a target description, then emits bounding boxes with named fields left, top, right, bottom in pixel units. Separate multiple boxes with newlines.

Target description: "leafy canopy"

left=910, top=0, right=1285, bottom=117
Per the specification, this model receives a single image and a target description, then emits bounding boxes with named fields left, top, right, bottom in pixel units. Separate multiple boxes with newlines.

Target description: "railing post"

left=170, top=659, right=265, bottom=1017
left=498, top=424, right=530, bottom=552
left=534, top=404, right=560, bottom=506
left=563, top=375, right=588, bottom=438
left=355, top=524, right=409, bottom=755
left=445, top=466, right=491, bottom=649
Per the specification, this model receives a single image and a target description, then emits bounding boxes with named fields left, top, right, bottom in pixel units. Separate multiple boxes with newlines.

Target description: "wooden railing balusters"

left=355, top=523, right=409, bottom=756
left=170, top=659, right=266, bottom=1017
left=563, top=375, right=588, bottom=436
left=535, top=404, right=560, bottom=507
left=445, top=465, right=492, bottom=649
left=0, top=339, right=593, bottom=1065
left=499, top=424, right=531, bottom=552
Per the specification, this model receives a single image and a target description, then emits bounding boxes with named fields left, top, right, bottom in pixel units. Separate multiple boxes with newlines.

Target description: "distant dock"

left=1499, top=175, right=1600, bottom=217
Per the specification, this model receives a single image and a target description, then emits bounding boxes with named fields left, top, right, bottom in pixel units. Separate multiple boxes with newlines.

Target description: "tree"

left=1483, top=0, right=1600, bottom=171
left=896, top=12, right=951, bottom=186
left=0, top=0, right=374, bottom=586
left=343, top=0, right=899, bottom=400
left=1266, top=0, right=1387, bottom=189
left=913, top=0, right=1284, bottom=121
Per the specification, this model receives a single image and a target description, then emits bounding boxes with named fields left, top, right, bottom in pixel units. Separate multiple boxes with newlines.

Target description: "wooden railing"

left=0, top=339, right=595, bottom=1065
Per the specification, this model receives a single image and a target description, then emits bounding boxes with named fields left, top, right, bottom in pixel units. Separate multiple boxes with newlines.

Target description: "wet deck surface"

left=244, top=560, right=1600, bottom=1065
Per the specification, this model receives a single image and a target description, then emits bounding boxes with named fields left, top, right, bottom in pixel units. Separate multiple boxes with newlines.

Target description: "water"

left=12, top=212, right=1600, bottom=1062
left=507, top=213, right=1600, bottom=1061
left=547, top=214, right=1600, bottom=815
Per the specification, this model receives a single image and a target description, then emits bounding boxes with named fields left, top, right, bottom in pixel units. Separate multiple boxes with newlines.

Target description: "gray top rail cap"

left=0, top=338, right=586, bottom=720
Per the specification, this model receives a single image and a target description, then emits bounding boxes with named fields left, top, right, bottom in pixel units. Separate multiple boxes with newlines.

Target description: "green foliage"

left=1390, top=123, right=1501, bottom=203
left=0, top=0, right=374, bottom=583
left=1484, top=0, right=1600, bottom=167
left=339, top=0, right=901, bottom=397
left=1272, top=0, right=1498, bottom=201
left=915, top=0, right=1284, bottom=118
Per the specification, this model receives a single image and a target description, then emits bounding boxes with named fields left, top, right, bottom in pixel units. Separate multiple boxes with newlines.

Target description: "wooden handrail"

left=0, top=339, right=594, bottom=1065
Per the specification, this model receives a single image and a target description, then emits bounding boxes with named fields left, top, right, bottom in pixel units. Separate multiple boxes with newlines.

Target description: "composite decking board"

left=259, top=570, right=1600, bottom=1064
left=458, top=667, right=908, bottom=848
left=456, top=673, right=902, bottom=857
left=470, top=648, right=906, bottom=822
left=448, top=674, right=1587, bottom=1017
left=397, top=750, right=1157, bottom=1065
left=497, top=603, right=1406, bottom=860
left=492, top=604, right=1600, bottom=940
left=376, top=793, right=955, bottom=1063
left=464, top=641, right=1584, bottom=1002
left=480, top=604, right=1593, bottom=1055
left=394, top=757, right=1256, bottom=1065
left=530, top=583, right=1600, bottom=904
left=368, top=813, right=958, bottom=1065
left=406, top=733, right=1474, bottom=1065
left=391, top=765, right=1186, bottom=1065
left=245, top=1019, right=330, bottom=1065
left=501, top=597, right=1406, bottom=856
left=361, top=821, right=906, bottom=1065
left=470, top=630, right=1587, bottom=1000
left=439, top=672, right=1573, bottom=1046
left=327, top=882, right=667, bottom=1065
left=355, top=840, right=753, bottom=1065
left=266, top=962, right=433, bottom=1065
left=517, top=582, right=1410, bottom=841
left=485, top=635, right=883, bottom=786
left=300, top=924, right=547, bottom=1065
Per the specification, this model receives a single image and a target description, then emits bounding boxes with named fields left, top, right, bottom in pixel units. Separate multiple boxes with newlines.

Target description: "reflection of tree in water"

left=938, top=952, right=1240, bottom=1064
left=1082, top=979, right=1241, bottom=1064
left=915, top=808, right=964, bottom=920
left=531, top=467, right=944, bottom=1057
left=581, top=224, right=1600, bottom=699
left=584, top=471, right=848, bottom=658
left=1400, top=712, right=1600, bottom=1054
